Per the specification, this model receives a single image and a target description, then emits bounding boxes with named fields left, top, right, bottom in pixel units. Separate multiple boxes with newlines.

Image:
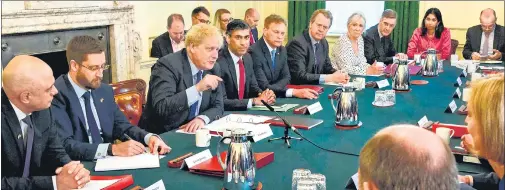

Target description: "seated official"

left=459, top=74, right=504, bottom=189
left=151, top=14, right=186, bottom=58
left=250, top=14, right=318, bottom=99
left=332, top=12, right=384, bottom=76
left=286, top=9, right=349, bottom=85
left=244, top=8, right=260, bottom=45
left=463, top=8, right=504, bottom=61
left=52, top=36, right=170, bottom=161
left=218, top=19, right=276, bottom=111
left=214, top=8, right=232, bottom=48
left=2, top=55, right=90, bottom=189
left=191, top=6, right=211, bottom=26
left=350, top=124, right=461, bottom=190
left=140, top=24, right=224, bottom=134
left=407, top=8, right=451, bottom=60
left=364, top=9, right=408, bottom=65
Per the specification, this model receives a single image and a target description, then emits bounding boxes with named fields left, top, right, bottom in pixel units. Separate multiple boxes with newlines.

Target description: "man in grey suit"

left=286, top=9, right=349, bottom=85
left=140, top=24, right=225, bottom=134
left=250, top=14, right=318, bottom=99
left=463, top=8, right=504, bottom=61
left=2, top=55, right=90, bottom=189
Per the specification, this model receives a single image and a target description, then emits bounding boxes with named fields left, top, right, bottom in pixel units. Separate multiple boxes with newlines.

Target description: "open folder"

left=95, top=153, right=160, bottom=171
left=189, top=152, right=274, bottom=177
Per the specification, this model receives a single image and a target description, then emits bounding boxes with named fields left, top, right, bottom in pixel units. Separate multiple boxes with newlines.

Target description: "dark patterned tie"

left=188, top=71, right=202, bottom=120
left=271, top=49, right=277, bottom=70
left=82, top=92, right=102, bottom=143
left=21, top=115, right=34, bottom=178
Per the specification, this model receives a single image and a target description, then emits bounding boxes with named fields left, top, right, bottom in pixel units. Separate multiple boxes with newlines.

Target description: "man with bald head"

left=2, top=55, right=90, bottom=189
left=463, top=8, right=505, bottom=61
left=244, top=8, right=260, bottom=45
left=352, top=124, right=461, bottom=190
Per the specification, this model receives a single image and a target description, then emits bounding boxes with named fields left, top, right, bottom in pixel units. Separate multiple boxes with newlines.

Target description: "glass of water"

left=374, top=90, right=387, bottom=106
left=310, top=173, right=326, bottom=190
left=292, top=169, right=311, bottom=190
left=437, top=60, right=444, bottom=73
left=385, top=90, right=396, bottom=105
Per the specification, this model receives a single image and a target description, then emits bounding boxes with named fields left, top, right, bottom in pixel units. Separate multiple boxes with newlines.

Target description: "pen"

left=123, top=134, right=148, bottom=153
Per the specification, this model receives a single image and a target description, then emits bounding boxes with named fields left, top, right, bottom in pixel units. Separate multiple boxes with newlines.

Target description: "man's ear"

left=69, top=60, right=79, bottom=72
left=363, top=181, right=379, bottom=190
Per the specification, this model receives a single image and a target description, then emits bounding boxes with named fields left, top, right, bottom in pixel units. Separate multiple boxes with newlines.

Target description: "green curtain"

left=288, top=1, right=325, bottom=41
left=384, top=1, right=419, bottom=53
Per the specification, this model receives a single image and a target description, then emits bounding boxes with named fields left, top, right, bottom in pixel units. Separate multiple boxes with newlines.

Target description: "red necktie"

left=249, top=31, right=255, bottom=45
left=238, top=58, right=245, bottom=100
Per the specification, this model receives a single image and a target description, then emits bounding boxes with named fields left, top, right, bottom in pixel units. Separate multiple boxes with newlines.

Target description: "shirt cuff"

left=94, top=143, right=110, bottom=159
left=319, top=75, right=326, bottom=84
left=247, top=99, right=253, bottom=109
left=392, top=56, right=397, bottom=61
left=186, top=85, right=201, bottom=107
left=286, top=89, right=294, bottom=98
left=197, top=115, right=210, bottom=124
left=467, top=175, right=474, bottom=186
left=144, top=133, right=155, bottom=145
left=52, top=176, right=57, bottom=190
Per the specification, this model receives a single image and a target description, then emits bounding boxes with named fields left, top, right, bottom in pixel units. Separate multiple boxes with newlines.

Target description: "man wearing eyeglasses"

left=463, top=8, right=504, bottom=61
left=51, top=35, right=171, bottom=161
left=244, top=8, right=260, bottom=45
left=191, top=6, right=211, bottom=26
left=286, top=9, right=350, bottom=85
left=151, top=14, right=186, bottom=58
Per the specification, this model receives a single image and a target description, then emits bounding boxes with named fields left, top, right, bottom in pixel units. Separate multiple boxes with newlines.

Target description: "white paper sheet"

left=95, top=153, right=160, bottom=171
left=79, top=179, right=120, bottom=190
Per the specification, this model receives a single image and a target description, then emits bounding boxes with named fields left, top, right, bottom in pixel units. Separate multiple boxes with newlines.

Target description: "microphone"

left=261, top=100, right=359, bottom=157
left=261, top=100, right=299, bottom=134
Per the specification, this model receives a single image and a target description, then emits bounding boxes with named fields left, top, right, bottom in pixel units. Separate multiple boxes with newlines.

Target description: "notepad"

left=80, top=179, right=120, bottom=190
left=95, top=153, right=160, bottom=171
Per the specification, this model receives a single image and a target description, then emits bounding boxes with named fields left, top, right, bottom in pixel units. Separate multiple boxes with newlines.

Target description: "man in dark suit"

left=218, top=19, right=276, bottom=111
left=244, top=8, right=260, bottom=45
left=286, top=9, right=349, bottom=85
left=364, top=9, right=408, bottom=65
left=250, top=14, right=318, bottom=99
left=463, top=8, right=504, bottom=61
left=140, top=24, right=224, bottom=134
left=191, top=6, right=211, bottom=26
left=151, top=14, right=186, bottom=58
left=52, top=36, right=170, bottom=161
left=2, top=55, right=90, bottom=189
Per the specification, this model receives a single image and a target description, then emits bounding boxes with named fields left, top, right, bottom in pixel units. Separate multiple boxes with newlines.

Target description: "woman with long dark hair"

left=407, top=8, right=451, bottom=60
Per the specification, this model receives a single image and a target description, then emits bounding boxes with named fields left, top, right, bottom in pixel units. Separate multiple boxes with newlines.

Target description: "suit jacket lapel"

left=493, top=26, right=500, bottom=50
left=303, top=30, right=316, bottom=72
left=63, top=75, right=87, bottom=132
left=166, top=32, right=174, bottom=54
left=260, top=39, right=274, bottom=79
left=181, top=50, right=194, bottom=89
left=90, top=91, right=108, bottom=134
left=476, top=28, right=483, bottom=52
left=225, top=51, right=238, bottom=91
left=2, top=102, right=25, bottom=160
left=200, top=71, right=210, bottom=112
left=273, top=48, right=282, bottom=78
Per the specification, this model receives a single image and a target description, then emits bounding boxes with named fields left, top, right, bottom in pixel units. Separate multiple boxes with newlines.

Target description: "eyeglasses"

left=198, top=19, right=211, bottom=24
left=79, top=64, right=110, bottom=72
left=221, top=18, right=234, bottom=23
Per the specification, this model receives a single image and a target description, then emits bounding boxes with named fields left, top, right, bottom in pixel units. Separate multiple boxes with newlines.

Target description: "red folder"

left=431, top=122, right=468, bottom=138
left=189, top=152, right=274, bottom=177
left=264, top=116, right=323, bottom=130
left=90, top=175, right=134, bottom=190
left=286, top=85, right=324, bottom=94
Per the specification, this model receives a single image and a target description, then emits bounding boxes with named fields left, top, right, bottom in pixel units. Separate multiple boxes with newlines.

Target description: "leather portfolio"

left=286, top=85, right=324, bottom=94
left=431, top=122, right=468, bottom=138
left=88, top=175, right=134, bottom=190
left=264, top=115, right=323, bottom=130
left=189, top=152, right=274, bottom=177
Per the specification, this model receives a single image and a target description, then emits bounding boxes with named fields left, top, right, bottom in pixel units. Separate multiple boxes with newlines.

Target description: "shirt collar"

left=169, top=35, right=180, bottom=45
left=68, top=74, right=89, bottom=98
left=378, top=25, right=384, bottom=38
left=9, top=100, right=30, bottom=122
left=263, top=38, right=276, bottom=53
left=228, top=48, right=242, bottom=64
left=187, top=54, right=200, bottom=76
left=308, top=32, right=319, bottom=45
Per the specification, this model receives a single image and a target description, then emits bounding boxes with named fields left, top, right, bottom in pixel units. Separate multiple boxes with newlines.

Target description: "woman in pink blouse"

left=407, top=8, right=451, bottom=60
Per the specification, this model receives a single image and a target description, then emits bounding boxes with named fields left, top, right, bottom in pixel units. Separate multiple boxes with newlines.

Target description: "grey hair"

left=347, top=12, right=366, bottom=27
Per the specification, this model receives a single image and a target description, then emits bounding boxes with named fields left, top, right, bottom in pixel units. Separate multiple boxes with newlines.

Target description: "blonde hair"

left=469, top=73, right=504, bottom=164
left=184, top=24, right=223, bottom=48
left=214, top=9, right=230, bottom=30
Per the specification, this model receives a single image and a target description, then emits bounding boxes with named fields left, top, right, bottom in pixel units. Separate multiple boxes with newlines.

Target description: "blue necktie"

left=271, top=49, right=276, bottom=70
left=82, top=92, right=102, bottom=144
left=21, top=115, right=34, bottom=178
left=188, top=71, right=202, bottom=120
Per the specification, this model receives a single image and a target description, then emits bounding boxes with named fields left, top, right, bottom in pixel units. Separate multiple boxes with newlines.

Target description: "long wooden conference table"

left=84, top=61, right=495, bottom=189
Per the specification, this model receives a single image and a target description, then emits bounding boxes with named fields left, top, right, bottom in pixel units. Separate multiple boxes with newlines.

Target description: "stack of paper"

left=95, top=153, right=160, bottom=171
left=176, top=114, right=273, bottom=135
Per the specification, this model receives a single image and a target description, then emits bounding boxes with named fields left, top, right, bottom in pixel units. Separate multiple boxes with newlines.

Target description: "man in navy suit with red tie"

left=217, top=19, right=276, bottom=111
left=51, top=36, right=171, bottom=161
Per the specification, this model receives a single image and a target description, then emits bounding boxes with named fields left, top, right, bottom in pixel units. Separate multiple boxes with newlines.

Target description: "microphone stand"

left=261, top=100, right=302, bottom=148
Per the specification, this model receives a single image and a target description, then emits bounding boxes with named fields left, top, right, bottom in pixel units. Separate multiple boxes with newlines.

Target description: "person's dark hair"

left=421, top=8, right=445, bottom=39
left=192, top=6, right=210, bottom=17
left=167, top=14, right=185, bottom=29
left=226, top=19, right=250, bottom=36
left=310, top=9, right=333, bottom=28
left=381, top=9, right=397, bottom=19
left=66, top=35, right=104, bottom=66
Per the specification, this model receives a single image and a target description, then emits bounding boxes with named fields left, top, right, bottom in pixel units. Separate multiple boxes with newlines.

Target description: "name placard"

left=251, top=124, right=273, bottom=142
left=376, top=79, right=390, bottom=89
left=454, top=77, right=462, bottom=87
left=144, top=180, right=166, bottom=190
left=453, top=88, right=461, bottom=99
left=307, top=102, right=323, bottom=115
left=445, top=100, right=457, bottom=113
left=460, top=68, right=467, bottom=78
left=181, top=149, right=212, bottom=169
left=417, top=115, right=429, bottom=128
